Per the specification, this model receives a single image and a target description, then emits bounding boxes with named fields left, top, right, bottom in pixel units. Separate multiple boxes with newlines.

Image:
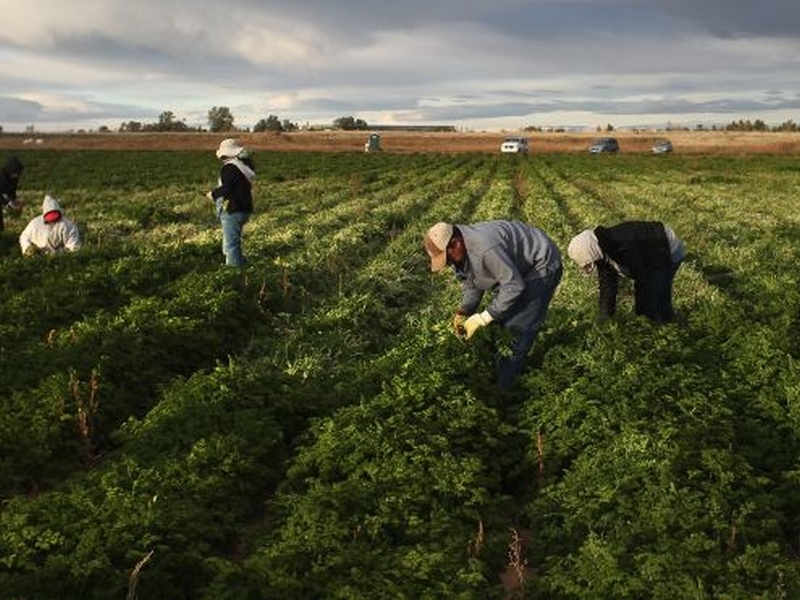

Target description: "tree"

left=208, top=106, right=235, bottom=132
left=254, top=115, right=283, bottom=133
left=120, top=121, right=143, bottom=132
left=154, top=111, right=189, bottom=132
left=333, top=116, right=368, bottom=131
left=254, top=115, right=299, bottom=133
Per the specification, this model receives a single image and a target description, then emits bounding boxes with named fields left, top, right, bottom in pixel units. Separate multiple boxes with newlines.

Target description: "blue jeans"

left=496, top=264, right=563, bottom=389
left=219, top=210, right=249, bottom=267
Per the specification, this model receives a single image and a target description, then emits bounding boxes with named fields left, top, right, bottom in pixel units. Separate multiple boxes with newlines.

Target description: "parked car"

left=651, top=139, right=673, bottom=154
left=588, top=137, right=619, bottom=153
left=500, top=137, right=529, bottom=154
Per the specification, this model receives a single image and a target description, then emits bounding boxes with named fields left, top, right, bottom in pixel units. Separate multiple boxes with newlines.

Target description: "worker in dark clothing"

left=567, top=221, right=685, bottom=323
left=0, top=155, right=24, bottom=232
left=208, top=139, right=255, bottom=266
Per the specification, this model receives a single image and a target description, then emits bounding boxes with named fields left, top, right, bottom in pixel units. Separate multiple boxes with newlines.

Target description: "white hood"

left=41, top=194, right=63, bottom=216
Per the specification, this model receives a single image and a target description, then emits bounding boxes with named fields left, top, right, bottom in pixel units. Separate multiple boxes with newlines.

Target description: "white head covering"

left=41, top=194, right=64, bottom=222
left=216, top=138, right=244, bottom=159
left=567, top=229, right=604, bottom=271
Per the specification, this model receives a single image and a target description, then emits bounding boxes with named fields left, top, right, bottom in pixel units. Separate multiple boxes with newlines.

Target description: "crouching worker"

left=19, top=194, right=82, bottom=256
left=567, top=220, right=685, bottom=323
left=424, top=220, right=562, bottom=389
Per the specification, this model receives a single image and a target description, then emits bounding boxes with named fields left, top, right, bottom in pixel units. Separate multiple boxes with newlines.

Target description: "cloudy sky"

left=1, top=0, right=799, bottom=132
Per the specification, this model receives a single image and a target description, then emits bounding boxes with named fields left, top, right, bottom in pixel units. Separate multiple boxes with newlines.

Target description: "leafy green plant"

left=1, top=150, right=799, bottom=598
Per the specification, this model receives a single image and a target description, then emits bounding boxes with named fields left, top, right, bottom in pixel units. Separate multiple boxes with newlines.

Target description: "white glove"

left=463, top=310, right=493, bottom=340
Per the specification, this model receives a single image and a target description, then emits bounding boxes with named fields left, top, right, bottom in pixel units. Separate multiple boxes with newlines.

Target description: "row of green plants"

left=1, top=149, right=799, bottom=598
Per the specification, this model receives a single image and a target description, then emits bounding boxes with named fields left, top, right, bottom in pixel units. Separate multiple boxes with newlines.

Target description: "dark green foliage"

left=1, top=151, right=799, bottom=598
left=243, top=325, right=514, bottom=599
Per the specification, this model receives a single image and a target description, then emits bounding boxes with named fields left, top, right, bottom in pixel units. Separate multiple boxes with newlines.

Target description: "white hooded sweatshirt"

left=19, top=195, right=82, bottom=255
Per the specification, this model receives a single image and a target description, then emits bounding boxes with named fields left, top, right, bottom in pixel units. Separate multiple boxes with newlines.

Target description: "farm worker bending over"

left=567, top=221, right=685, bottom=323
left=19, top=194, right=82, bottom=256
left=1, top=155, right=25, bottom=232
left=424, top=220, right=562, bottom=389
left=208, top=138, right=255, bottom=267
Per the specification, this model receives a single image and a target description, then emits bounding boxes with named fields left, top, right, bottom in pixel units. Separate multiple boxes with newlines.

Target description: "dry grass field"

left=1, top=128, right=800, bottom=154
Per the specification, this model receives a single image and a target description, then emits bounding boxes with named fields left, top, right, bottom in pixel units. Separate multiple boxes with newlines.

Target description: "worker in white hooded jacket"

left=19, top=194, right=82, bottom=256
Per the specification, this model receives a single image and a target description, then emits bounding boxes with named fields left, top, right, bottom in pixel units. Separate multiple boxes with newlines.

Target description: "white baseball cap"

left=423, top=222, right=454, bottom=272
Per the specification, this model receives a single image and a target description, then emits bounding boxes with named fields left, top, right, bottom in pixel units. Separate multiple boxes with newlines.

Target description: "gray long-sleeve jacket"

left=453, top=220, right=561, bottom=322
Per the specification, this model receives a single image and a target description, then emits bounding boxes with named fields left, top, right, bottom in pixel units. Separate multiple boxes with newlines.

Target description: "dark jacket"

left=212, top=160, right=254, bottom=214
left=0, top=155, right=24, bottom=231
left=594, top=221, right=672, bottom=317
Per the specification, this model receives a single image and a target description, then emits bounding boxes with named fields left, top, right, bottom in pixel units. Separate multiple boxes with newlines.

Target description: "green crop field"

left=1, top=149, right=799, bottom=598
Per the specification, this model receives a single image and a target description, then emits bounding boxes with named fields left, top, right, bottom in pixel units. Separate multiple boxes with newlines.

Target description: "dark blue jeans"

left=634, top=261, right=681, bottom=323
left=496, top=264, right=563, bottom=389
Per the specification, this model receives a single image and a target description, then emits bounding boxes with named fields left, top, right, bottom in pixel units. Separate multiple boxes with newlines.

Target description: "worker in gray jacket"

left=424, top=219, right=562, bottom=389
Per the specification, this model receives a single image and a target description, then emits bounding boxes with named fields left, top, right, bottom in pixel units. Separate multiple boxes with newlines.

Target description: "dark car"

left=588, top=137, right=619, bottom=153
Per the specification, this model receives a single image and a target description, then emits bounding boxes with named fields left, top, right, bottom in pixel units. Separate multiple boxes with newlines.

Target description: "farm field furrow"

left=1, top=150, right=799, bottom=599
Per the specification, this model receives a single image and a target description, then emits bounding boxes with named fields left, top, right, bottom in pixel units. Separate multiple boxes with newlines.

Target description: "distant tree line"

left=119, top=111, right=198, bottom=133
left=115, top=108, right=368, bottom=134
left=6, top=109, right=800, bottom=135
left=518, top=120, right=800, bottom=134
left=723, top=118, right=798, bottom=132
left=663, top=119, right=799, bottom=132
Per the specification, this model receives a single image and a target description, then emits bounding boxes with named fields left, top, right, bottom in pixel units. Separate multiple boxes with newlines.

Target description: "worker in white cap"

left=424, top=219, right=562, bottom=389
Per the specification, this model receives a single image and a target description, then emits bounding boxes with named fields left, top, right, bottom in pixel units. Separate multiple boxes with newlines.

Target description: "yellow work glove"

left=453, top=312, right=467, bottom=339
left=463, top=311, right=494, bottom=340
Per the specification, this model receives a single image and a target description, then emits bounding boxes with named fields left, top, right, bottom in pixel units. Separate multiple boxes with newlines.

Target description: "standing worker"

left=19, top=194, right=82, bottom=256
left=0, top=155, right=25, bottom=232
left=567, top=220, right=685, bottom=323
left=424, top=220, right=562, bottom=389
left=208, top=139, right=255, bottom=267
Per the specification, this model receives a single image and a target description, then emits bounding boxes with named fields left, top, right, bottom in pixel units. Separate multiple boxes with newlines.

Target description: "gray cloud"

left=0, top=1, right=798, bottom=131
left=0, top=96, right=44, bottom=122
left=657, top=0, right=800, bottom=37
